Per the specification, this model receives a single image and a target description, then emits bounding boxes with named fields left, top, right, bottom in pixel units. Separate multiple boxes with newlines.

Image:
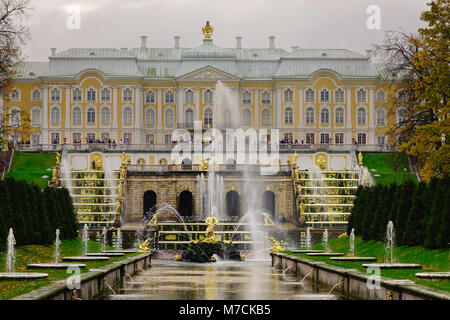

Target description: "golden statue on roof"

left=202, top=21, right=213, bottom=41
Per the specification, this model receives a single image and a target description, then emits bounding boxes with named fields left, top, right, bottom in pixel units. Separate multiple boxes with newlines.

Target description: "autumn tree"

left=374, top=0, right=450, bottom=182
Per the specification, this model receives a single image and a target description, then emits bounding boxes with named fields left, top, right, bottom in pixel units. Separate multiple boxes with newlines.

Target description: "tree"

left=347, top=186, right=363, bottom=234
left=424, top=180, right=446, bottom=249
left=402, top=182, right=427, bottom=246
left=374, top=0, right=450, bottom=182
left=362, top=186, right=382, bottom=241
left=369, top=186, right=388, bottom=241
left=0, top=182, right=7, bottom=249
left=31, top=184, right=52, bottom=245
left=4, top=177, right=27, bottom=244
left=394, top=180, right=416, bottom=245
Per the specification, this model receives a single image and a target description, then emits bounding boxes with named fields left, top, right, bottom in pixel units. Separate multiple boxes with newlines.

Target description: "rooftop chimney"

left=51, top=48, right=56, bottom=56
left=291, top=46, right=299, bottom=52
left=140, top=36, right=147, bottom=48
left=235, top=36, right=242, bottom=49
left=269, top=36, right=275, bottom=49
left=174, top=36, right=180, bottom=49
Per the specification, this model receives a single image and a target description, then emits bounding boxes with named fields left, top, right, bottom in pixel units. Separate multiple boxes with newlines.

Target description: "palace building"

left=2, top=23, right=404, bottom=153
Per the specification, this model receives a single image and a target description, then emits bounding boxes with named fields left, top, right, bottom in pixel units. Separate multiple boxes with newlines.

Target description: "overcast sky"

left=22, top=0, right=429, bottom=61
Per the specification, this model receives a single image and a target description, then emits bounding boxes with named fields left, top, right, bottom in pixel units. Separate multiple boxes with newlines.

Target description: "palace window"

left=50, top=132, right=60, bottom=145
left=50, top=88, right=61, bottom=102
left=305, top=107, right=315, bottom=124
left=185, top=90, right=194, bottom=103
left=305, top=88, right=315, bottom=103
left=87, top=107, right=96, bottom=124
left=145, top=108, right=155, bottom=126
left=320, top=133, right=330, bottom=144
left=262, top=91, right=271, bottom=104
left=376, top=108, right=386, bottom=126
left=72, top=107, right=82, bottom=124
left=261, top=109, right=271, bottom=126
left=357, top=88, right=367, bottom=103
left=123, top=106, right=133, bottom=124
left=73, top=88, right=82, bottom=102
left=397, top=107, right=408, bottom=126
left=335, top=133, right=344, bottom=144
left=146, top=134, right=155, bottom=145
left=397, top=90, right=407, bottom=102
left=335, top=108, right=344, bottom=125
left=284, top=107, right=293, bottom=124
left=87, top=88, right=96, bottom=102
left=284, top=89, right=293, bottom=102
left=31, top=89, right=41, bottom=101
left=101, top=88, right=110, bottom=102
left=72, top=132, right=81, bottom=144
left=123, top=88, right=133, bottom=102
left=123, top=133, right=132, bottom=144
left=164, top=134, right=172, bottom=146
left=377, top=134, right=386, bottom=145
left=101, top=132, right=110, bottom=142
left=376, top=90, right=386, bottom=102
left=10, top=89, right=20, bottom=101
left=306, top=133, right=315, bottom=144
left=146, top=90, right=155, bottom=104
left=242, top=91, right=252, bottom=104
left=185, top=109, right=194, bottom=127
left=357, top=133, right=367, bottom=145
left=164, top=108, right=174, bottom=126
left=204, top=109, right=213, bottom=127
left=204, top=90, right=213, bottom=104
left=284, top=132, right=293, bottom=143
left=31, top=108, right=41, bottom=126
left=165, top=90, right=175, bottom=103
left=335, top=88, right=344, bottom=103
left=86, top=132, right=96, bottom=142
left=242, top=109, right=251, bottom=126
left=320, top=89, right=330, bottom=102
left=9, top=108, right=20, bottom=126
left=101, top=107, right=110, bottom=124
left=320, top=108, right=329, bottom=124
left=50, top=107, right=60, bottom=124
left=357, top=107, right=366, bottom=124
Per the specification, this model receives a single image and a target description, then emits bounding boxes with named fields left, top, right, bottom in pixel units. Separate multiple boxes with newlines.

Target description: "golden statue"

left=259, top=212, right=274, bottom=226
left=52, top=167, right=58, bottom=180
left=120, top=167, right=126, bottom=180
left=293, top=151, right=299, bottom=165
left=267, top=237, right=285, bottom=253
left=127, top=156, right=131, bottom=165
left=121, top=152, right=127, bottom=166
left=174, top=255, right=181, bottom=261
left=146, top=212, right=160, bottom=227
left=294, top=167, right=299, bottom=180
left=296, top=184, right=302, bottom=195
left=210, top=256, right=216, bottom=262
left=358, top=152, right=363, bottom=166
left=118, top=184, right=123, bottom=196
left=201, top=159, right=209, bottom=171
left=137, top=237, right=153, bottom=254
left=202, top=213, right=218, bottom=243
left=56, top=152, right=61, bottom=164
left=202, top=21, right=213, bottom=41
left=300, top=201, right=306, bottom=215
left=115, top=201, right=121, bottom=214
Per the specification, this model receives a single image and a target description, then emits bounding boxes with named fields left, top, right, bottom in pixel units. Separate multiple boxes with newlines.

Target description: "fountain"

left=6, top=228, right=15, bottom=273
left=290, top=227, right=325, bottom=254
left=101, top=227, right=107, bottom=253
left=330, top=228, right=377, bottom=262
left=83, top=224, right=89, bottom=255
left=54, top=229, right=61, bottom=264
left=306, top=229, right=345, bottom=257
left=349, top=228, right=355, bottom=257
left=115, top=228, right=122, bottom=250
left=323, top=229, right=329, bottom=253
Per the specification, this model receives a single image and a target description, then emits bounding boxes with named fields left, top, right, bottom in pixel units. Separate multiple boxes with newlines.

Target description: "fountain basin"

left=330, top=257, right=377, bottom=262
left=415, top=272, right=450, bottom=281
left=362, top=263, right=422, bottom=269
left=291, top=249, right=324, bottom=254
left=307, top=252, right=346, bottom=257
left=62, top=256, right=110, bottom=262
left=27, top=263, right=86, bottom=269
left=0, top=272, right=49, bottom=279
left=103, top=250, right=137, bottom=254
left=86, top=252, right=124, bottom=257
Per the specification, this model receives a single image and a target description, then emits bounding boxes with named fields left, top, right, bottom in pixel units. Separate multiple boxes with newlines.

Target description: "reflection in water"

left=105, top=260, right=342, bottom=300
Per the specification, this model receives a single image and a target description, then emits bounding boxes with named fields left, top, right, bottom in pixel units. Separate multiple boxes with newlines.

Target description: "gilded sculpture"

left=202, top=213, right=219, bottom=243
left=52, top=166, right=58, bottom=180
left=202, top=21, right=213, bottom=41
left=267, top=237, right=285, bottom=253
left=137, top=237, right=153, bottom=254
left=259, top=212, right=274, bottom=226
left=56, top=152, right=61, bottom=164
left=358, top=152, right=363, bottom=166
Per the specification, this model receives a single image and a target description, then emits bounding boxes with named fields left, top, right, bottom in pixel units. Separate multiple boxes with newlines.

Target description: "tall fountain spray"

left=6, top=228, right=16, bottom=273
left=306, top=227, right=311, bottom=249
left=115, top=228, right=122, bottom=250
left=82, top=224, right=89, bottom=255
left=54, top=229, right=61, bottom=264
left=60, top=150, right=73, bottom=193
left=102, top=227, right=107, bottom=252
left=322, top=229, right=329, bottom=253
left=349, top=228, right=355, bottom=257
left=386, top=221, right=395, bottom=263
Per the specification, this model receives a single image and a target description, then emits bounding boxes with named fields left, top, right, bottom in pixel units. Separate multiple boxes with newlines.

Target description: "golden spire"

left=202, top=21, right=213, bottom=41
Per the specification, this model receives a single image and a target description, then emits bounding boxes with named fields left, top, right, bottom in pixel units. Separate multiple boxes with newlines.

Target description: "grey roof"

left=282, top=49, right=367, bottom=60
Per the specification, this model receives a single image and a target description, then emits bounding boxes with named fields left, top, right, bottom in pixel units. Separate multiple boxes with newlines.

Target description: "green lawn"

left=5, top=152, right=57, bottom=188
left=0, top=237, right=139, bottom=300
left=362, top=152, right=417, bottom=186
left=285, top=236, right=450, bottom=292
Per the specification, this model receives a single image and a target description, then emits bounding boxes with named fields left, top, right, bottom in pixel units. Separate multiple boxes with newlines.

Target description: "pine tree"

left=369, top=186, right=388, bottom=241
left=394, top=180, right=416, bottom=245
left=0, top=182, right=7, bottom=250
left=4, top=178, right=27, bottom=245
left=33, top=185, right=53, bottom=245
left=424, top=179, right=444, bottom=249
left=362, top=186, right=381, bottom=241
left=45, top=187, right=61, bottom=233
left=402, top=182, right=427, bottom=246
left=436, top=175, right=450, bottom=248
left=347, top=186, right=363, bottom=234
left=61, top=187, right=78, bottom=238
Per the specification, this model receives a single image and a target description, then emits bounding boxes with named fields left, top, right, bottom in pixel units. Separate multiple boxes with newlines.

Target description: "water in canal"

left=104, top=259, right=343, bottom=300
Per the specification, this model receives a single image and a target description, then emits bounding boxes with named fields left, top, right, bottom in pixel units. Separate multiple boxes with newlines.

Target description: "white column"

left=346, top=86, right=352, bottom=144
left=369, top=85, right=376, bottom=145
left=112, top=85, right=118, bottom=141
left=298, top=86, right=304, bottom=128
left=135, top=85, right=143, bottom=144
left=254, top=89, right=259, bottom=128
left=157, top=89, right=163, bottom=144
left=64, top=85, right=71, bottom=143
left=176, top=87, right=183, bottom=125
left=275, top=86, right=281, bottom=129
left=42, top=85, right=49, bottom=146
left=194, top=87, right=200, bottom=121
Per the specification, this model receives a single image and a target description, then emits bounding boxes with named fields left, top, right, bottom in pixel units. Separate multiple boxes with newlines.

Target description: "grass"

left=284, top=236, right=450, bottom=293
left=0, top=237, right=139, bottom=300
left=362, top=152, right=417, bottom=186
left=5, top=152, right=57, bottom=188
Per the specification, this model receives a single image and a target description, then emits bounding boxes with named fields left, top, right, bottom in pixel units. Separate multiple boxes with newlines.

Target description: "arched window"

left=376, top=107, right=386, bottom=126
left=87, top=107, right=96, bottom=124
left=72, top=88, right=82, bottom=102
left=31, top=108, right=41, bottom=126
left=305, top=107, right=315, bottom=124
left=32, top=89, right=41, bottom=101
left=357, top=89, right=367, bottom=103
left=242, top=109, right=251, bottom=126
left=165, top=90, right=174, bottom=103
left=397, top=90, right=407, bottom=102
left=123, top=106, right=133, bottom=124
left=284, top=107, right=293, bottom=124
left=87, top=88, right=96, bottom=102
left=320, top=108, right=329, bottom=124
left=164, top=108, right=174, bottom=126
left=185, top=90, right=194, bottom=103
left=376, top=90, right=386, bottom=102
left=185, top=109, right=194, bottom=126
left=123, top=88, right=133, bottom=102
left=204, top=89, right=213, bottom=103
left=335, top=88, right=344, bottom=103
left=223, top=109, right=232, bottom=127
left=320, top=89, right=330, bottom=102
left=357, top=107, right=366, bottom=124
left=72, top=107, right=82, bottom=124
left=335, top=108, right=344, bottom=125
left=305, top=88, right=314, bottom=102
left=284, top=88, right=293, bottom=102
left=101, top=107, right=110, bottom=124
left=10, top=89, right=20, bottom=101
left=377, top=134, right=386, bottom=145
left=101, top=88, right=110, bottom=102
left=262, top=91, right=271, bottom=104
left=50, top=88, right=60, bottom=102
left=9, top=108, right=20, bottom=126
left=242, top=91, right=251, bottom=104
left=50, top=107, right=60, bottom=124
left=204, top=108, right=213, bottom=127
left=145, top=108, right=155, bottom=126
left=261, top=109, right=271, bottom=126
left=397, top=107, right=408, bottom=126
left=146, top=90, right=155, bottom=104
